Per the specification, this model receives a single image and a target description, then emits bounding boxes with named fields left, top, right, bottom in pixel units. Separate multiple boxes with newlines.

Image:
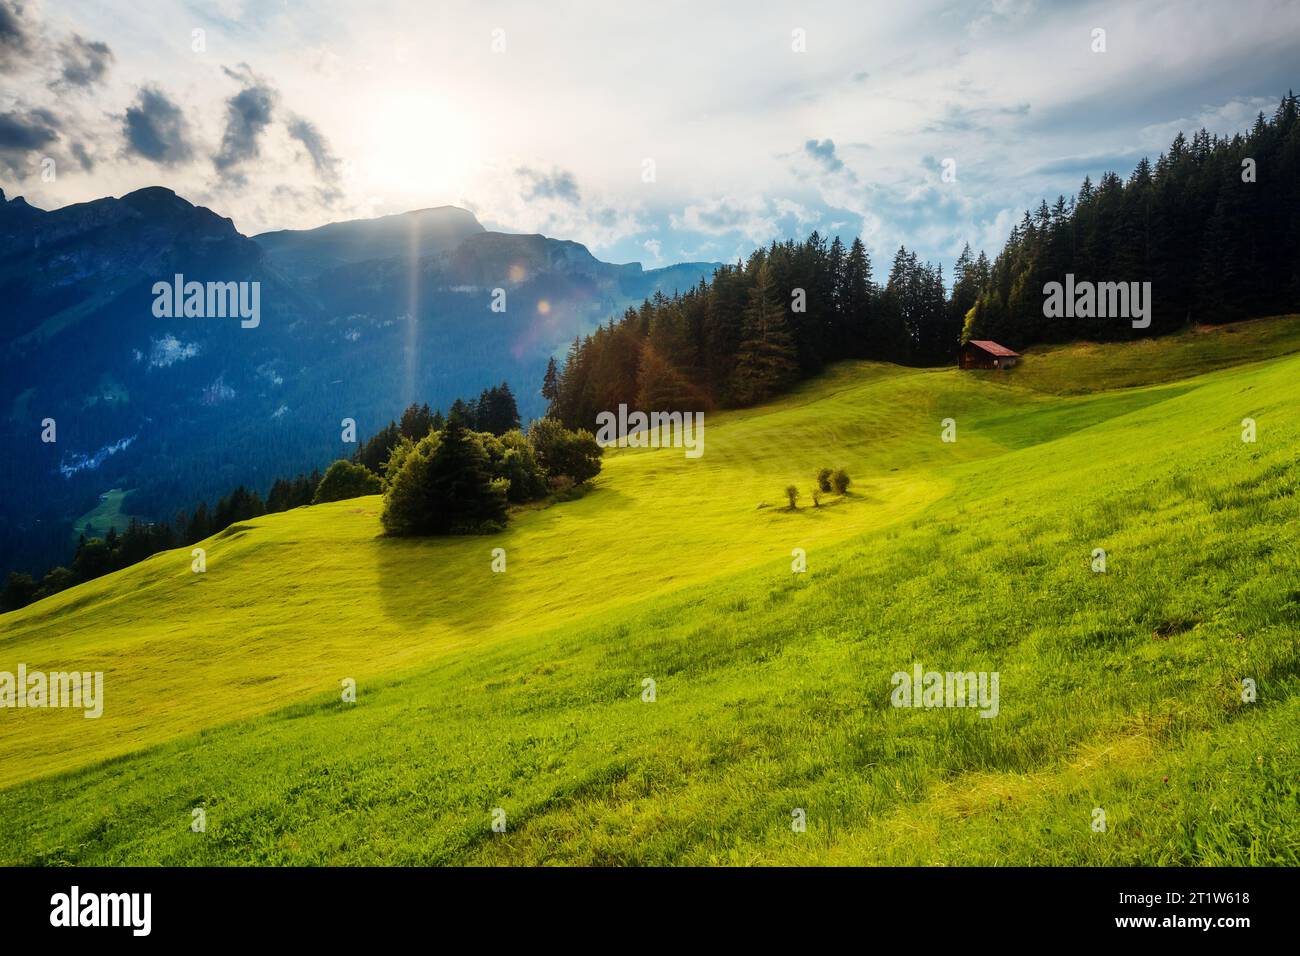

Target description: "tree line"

left=1, top=382, right=599, bottom=613
left=544, top=92, right=1300, bottom=432
left=0, top=473, right=321, bottom=612
left=544, top=233, right=988, bottom=431
left=965, top=92, right=1300, bottom=346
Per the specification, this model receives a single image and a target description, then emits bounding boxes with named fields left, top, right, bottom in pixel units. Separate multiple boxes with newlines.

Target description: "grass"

left=72, top=487, right=142, bottom=542
left=1, top=315, right=1298, bottom=865
left=981, top=314, right=1300, bottom=395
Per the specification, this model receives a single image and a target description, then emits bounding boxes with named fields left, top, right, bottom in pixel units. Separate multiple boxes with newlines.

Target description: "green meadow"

left=72, top=488, right=142, bottom=542
left=1, top=317, right=1298, bottom=865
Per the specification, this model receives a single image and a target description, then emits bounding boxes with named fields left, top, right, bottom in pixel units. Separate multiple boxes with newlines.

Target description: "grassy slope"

left=72, top=488, right=142, bottom=541
left=1, top=316, right=1297, bottom=864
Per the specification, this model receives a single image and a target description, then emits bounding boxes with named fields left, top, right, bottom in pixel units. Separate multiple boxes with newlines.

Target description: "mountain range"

left=0, top=186, right=720, bottom=576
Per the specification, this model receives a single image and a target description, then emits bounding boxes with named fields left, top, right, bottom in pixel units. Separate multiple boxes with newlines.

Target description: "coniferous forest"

left=547, top=94, right=1300, bottom=431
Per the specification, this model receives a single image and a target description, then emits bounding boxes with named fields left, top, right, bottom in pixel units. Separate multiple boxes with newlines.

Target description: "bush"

left=811, top=488, right=822, bottom=507
left=312, top=459, right=384, bottom=504
left=529, top=417, right=603, bottom=486
left=381, top=420, right=507, bottom=535
left=382, top=436, right=415, bottom=483
left=817, top=468, right=833, bottom=493
left=785, top=484, right=799, bottom=509
left=34, top=566, right=75, bottom=601
left=831, top=468, right=851, bottom=494
left=1, top=571, right=36, bottom=612
left=480, top=429, right=549, bottom=503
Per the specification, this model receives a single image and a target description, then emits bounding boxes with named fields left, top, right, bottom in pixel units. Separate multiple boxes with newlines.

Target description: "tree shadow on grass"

left=374, top=531, right=517, bottom=632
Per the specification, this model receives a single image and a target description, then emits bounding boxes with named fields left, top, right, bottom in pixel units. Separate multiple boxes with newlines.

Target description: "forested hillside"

left=547, top=93, right=1300, bottom=431
left=548, top=238, right=983, bottom=430
left=966, top=92, right=1300, bottom=346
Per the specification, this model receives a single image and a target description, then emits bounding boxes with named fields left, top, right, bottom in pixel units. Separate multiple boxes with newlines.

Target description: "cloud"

left=1028, top=150, right=1149, bottom=178
left=0, top=107, right=58, bottom=177
left=286, top=114, right=340, bottom=182
left=671, top=195, right=818, bottom=248
left=70, top=140, right=93, bottom=170
left=0, top=107, right=58, bottom=149
left=122, top=86, right=193, bottom=165
left=968, top=0, right=1037, bottom=37
left=214, top=64, right=277, bottom=179
left=58, top=34, right=113, bottom=87
left=0, top=0, right=32, bottom=73
left=921, top=101, right=1030, bottom=134
left=516, top=165, right=580, bottom=204
left=642, top=238, right=662, bottom=262
left=804, top=138, right=845, bottom=173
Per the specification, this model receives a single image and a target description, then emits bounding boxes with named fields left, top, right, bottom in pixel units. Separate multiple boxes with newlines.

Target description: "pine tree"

left=541, top=357, right=560, bottom=416
left=399, top=403, right=434, bottom=440
left=729, top=263, right=800, bottom=405
left=842, top=238, right=873, bottom=356
left=381, top=420, right=507, bottom=536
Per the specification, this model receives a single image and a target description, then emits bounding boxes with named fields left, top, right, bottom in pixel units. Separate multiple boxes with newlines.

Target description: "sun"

left=361, top=90, right=480, bottom=202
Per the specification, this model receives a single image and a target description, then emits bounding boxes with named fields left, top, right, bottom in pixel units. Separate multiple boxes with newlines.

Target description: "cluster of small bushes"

left=784, top=467, right=851, bottom=509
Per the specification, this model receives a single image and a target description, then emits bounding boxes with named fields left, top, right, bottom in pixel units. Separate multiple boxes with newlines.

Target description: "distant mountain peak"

left=252, top=205, right=487, bottom=280
left=0, top=188, right=35, bottom=210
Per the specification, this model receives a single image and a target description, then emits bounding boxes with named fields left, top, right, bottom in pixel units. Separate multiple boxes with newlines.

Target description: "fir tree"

left=728, top=263, right=800, bottom=405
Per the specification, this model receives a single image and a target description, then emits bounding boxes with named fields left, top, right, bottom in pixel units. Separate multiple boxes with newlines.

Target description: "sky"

left=2, top=0, right=1298, bottom=280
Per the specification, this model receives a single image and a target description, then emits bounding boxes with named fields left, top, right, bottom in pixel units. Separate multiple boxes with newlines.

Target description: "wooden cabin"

left=960, top=339, right=1020, bottom=370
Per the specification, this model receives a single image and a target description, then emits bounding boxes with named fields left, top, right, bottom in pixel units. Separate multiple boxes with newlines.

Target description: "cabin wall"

left=959, top=347, right=1016, bottom=370
left=960, top=348, right=998, bottom=369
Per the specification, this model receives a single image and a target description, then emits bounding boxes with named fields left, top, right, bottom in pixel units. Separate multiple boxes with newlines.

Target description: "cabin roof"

left=966, top=339, right=1020, bottom=357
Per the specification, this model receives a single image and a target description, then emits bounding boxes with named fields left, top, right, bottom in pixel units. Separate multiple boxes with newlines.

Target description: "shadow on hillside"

left=373, top=533, right=517, bottom=631
left=974, top=383, right=1197, bottom=449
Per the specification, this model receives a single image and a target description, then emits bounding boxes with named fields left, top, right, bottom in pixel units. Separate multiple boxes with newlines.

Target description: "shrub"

left=382, top=436, right=415, bottom=483
left=312, top=459, right=384, bottom=504
left=480, top=429, right=548, bottom=502
left=34, top=566, right=75, bottom=601
left=811, top=488, right=822, bottom=507
left=1, top=572, right=36, bottom=612
left=817, top=468, right=833, bottom=492
left=381, top=420, right=507, bottom=535
left=785, top=484, right=799, bottom=509
left=831, top=468, right=851, bottom=494
left=529, top=417, right=603, bottom=485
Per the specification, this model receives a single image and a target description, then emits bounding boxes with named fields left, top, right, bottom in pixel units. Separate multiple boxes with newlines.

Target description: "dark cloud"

left=70, top=140, right=93, bottom=171
left=0, top=106, right=58, bottom=177
left=214, top=65, right=277, bottom=179
left=0, top=107, right=58, bottom=149
left=517, top=165, right=580, bottom=204
left=58, top=34, right=113, bottom=87
left=123, top=86, right=193, bottom=165
left=804, top=138, right=844, bottom=173
left=0, top=1, right=32, bottom=73
left=286, top=115, right=339, bottom=181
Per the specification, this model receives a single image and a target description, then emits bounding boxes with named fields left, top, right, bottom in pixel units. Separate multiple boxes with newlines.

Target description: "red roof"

left=966, top=339, right=1020, bottom=357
